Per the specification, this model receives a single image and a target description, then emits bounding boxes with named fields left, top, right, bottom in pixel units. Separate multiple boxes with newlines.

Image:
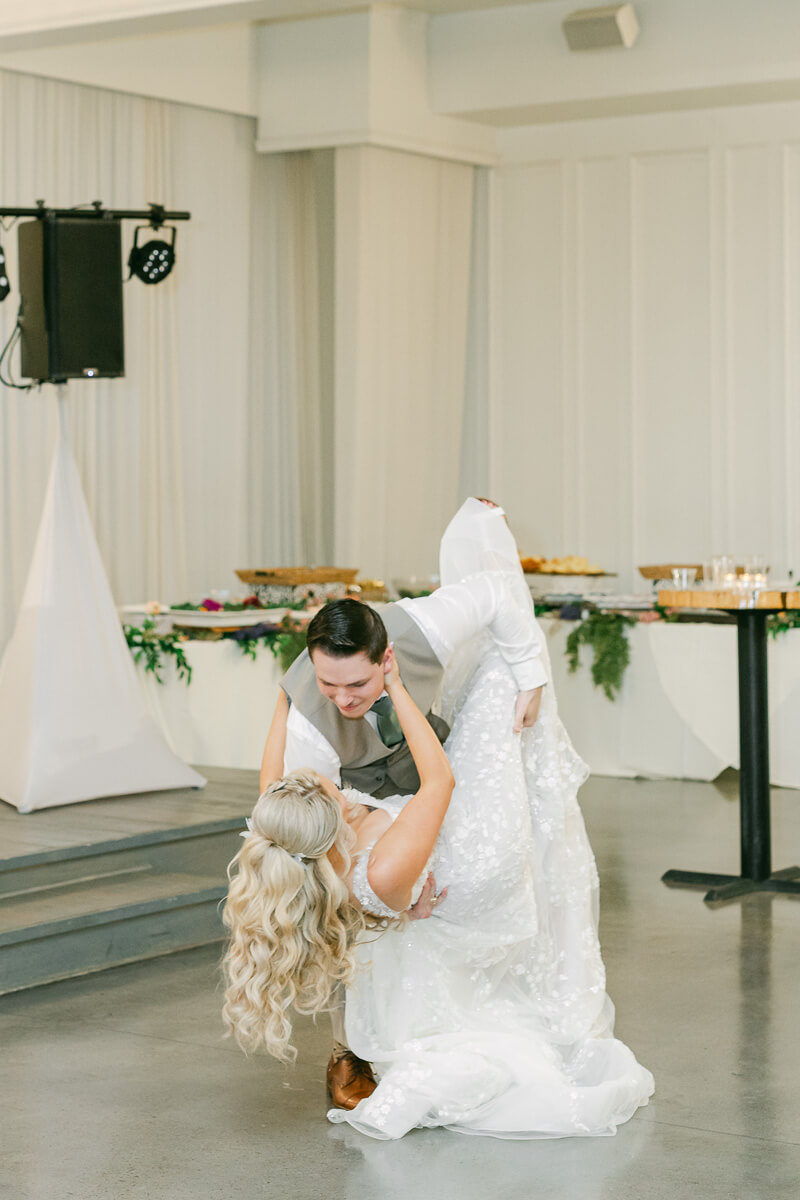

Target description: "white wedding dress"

left=327, top=500, right=654, bottom=1140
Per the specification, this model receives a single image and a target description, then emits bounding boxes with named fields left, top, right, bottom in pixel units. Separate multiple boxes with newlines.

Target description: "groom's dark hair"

left=306, top=599, right=388, bottom=664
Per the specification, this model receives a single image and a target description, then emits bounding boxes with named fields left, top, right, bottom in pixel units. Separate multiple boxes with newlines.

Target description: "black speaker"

left=18, top=218, right=125, bottom=382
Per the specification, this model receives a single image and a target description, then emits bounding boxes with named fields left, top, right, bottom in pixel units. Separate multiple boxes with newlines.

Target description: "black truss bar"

left=0, top=205, right=190, bottom=222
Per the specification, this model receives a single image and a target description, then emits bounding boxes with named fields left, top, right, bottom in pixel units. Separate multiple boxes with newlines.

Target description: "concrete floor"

left=2, top=773, right=799, bottom=1200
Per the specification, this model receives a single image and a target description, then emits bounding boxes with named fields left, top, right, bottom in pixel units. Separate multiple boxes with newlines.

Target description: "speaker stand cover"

left=0, top=394, right=205, bottom=811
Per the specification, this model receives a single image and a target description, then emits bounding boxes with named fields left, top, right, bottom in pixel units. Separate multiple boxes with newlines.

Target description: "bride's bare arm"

left=366, top=652, right=455, bottom=911
left=259, top=691, right=289, bottom=791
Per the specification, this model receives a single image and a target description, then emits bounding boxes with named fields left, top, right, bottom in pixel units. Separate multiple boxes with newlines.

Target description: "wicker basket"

left=236, top=567, right=358, bottom=587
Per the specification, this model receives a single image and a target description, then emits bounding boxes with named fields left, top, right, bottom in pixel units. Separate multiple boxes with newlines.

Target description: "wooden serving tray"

left=784, top=591, right=800, bottom=609
left=658, top=588, right=785, bottom=610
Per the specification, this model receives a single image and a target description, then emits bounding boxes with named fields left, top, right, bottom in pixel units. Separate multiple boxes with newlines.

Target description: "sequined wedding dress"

left=327, top=500, right=654, bottom=1140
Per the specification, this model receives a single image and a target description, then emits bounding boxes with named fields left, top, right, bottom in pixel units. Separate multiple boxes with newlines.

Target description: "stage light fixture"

left=0, top=245, right=10, bottom=301
left=127, top=224, right=177, bottom=285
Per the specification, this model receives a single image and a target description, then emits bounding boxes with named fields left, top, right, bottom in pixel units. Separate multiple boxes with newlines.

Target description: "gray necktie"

left=370, top=696, right=404, bottom=747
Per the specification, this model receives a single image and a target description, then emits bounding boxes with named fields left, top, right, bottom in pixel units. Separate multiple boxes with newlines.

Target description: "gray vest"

left=281, top=606, right=449, bottom=799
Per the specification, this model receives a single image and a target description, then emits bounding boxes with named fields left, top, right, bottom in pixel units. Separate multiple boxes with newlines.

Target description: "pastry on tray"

left=521, top=555, right=604, bottom=575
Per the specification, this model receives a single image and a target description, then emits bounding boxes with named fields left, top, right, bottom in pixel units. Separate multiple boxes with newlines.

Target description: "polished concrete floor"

left=2, top=773, right=799, bottom=1200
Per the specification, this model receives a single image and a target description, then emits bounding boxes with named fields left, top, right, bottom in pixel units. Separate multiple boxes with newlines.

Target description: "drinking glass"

left=711, top=555, right=734, bottom=586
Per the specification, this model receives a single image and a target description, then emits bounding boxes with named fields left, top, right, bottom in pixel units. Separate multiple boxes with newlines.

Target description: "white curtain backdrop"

left=333, top=145, right=475, bottom=582
left=0, top=71, right=252, bottom=646
left=0, top=69, right=486, bottom=655
left=246, top=148, right=334, bottom=567
left=0, top=70, right=339, bottom=653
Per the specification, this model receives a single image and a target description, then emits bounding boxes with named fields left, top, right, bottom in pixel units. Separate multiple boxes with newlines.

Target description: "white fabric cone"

left=0, top=403, right=205, bottom=812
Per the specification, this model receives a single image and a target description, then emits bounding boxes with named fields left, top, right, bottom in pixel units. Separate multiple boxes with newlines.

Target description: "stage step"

left=0, top=765, right=254, bottom=994
left=0, top=824, right=245, bottom=895
left=0, top=869, right=228, bottom=995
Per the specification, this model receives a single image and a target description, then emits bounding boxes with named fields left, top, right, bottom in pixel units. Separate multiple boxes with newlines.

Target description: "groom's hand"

left=408, top=873, right=447, bottom=921
left=513, top=685, right=543, bottom=733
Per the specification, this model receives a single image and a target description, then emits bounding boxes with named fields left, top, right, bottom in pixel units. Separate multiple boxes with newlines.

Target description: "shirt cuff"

left=510, top=658, right=548, bottom=692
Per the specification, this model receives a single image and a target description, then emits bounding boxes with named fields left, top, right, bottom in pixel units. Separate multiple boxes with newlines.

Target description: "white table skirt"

left=544, top=617, right=800, bottom=789
left=135, top=619, right=800, bottom=789
left=137, top=640, right=283, bottom=775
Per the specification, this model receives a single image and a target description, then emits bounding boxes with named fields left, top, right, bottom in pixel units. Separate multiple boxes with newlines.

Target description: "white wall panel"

left=576, top=158, right=631, bottom=581
left=784, top=145, right=800, bottom=578
left=631, top=151, right=711, bottom=567
left=725, top=145, right=780, bottom=565
left=494, top=105, right=800, bottom=588
left=494, top=163, right=564, bottom=558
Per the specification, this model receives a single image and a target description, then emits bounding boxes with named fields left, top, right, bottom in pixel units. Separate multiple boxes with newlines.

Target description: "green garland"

left=123, top=619, right=193, bottom=685
left=565, top=612, right=636, bottom=701
left=124, top=616, right=308, bottom=684
left=768, top=611, right=800, bottom=638
left=169, top=598, right=310, bottom=613
left=124, top=603, right=800, bottom=700
left=234, top=618, right=308, bottom=671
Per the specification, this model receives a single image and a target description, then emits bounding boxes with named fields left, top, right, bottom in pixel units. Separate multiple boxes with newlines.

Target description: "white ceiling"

left=0, top=0, right=554, bottom=54
left=2, top=1, right=798, bottom=132
left=251, top=1, right=550, bottom=15
left=255, top=1, right=547, bottom=14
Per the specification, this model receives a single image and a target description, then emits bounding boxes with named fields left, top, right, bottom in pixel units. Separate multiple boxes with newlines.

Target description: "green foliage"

left=768, top=611, right=800, bottom=638
left=652, top=603, right=680, bottom=623
left=233, top=616, right=308, bottom=671
left=169, top=597, right=310, bottom=613
left=565, top=612, right=636, bottom=701
left=270, top=623, right=309, bottom=672
left=123, top=619, right=192, bottom=686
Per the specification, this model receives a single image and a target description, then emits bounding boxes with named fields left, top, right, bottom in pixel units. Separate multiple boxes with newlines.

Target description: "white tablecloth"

left=137, top=640, right=283, bottom=775
left=136, top=620, right=800, bottom=789
left=544, top=617, right=800, bottom=789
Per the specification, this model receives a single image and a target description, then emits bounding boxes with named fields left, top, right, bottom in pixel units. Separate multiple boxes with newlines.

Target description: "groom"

left=262, top=511, right=546, bottom=1109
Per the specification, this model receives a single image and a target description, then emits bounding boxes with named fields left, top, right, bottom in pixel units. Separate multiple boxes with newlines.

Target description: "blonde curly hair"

left=221, top=769, right=366, bottom=1063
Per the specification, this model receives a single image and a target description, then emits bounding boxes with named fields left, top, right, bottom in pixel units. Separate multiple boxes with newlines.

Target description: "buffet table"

left=132, top=615, right=800, bottom=789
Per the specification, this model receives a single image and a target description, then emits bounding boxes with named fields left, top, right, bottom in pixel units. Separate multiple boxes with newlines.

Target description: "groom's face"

left=310, top=649, right=387, bottom=718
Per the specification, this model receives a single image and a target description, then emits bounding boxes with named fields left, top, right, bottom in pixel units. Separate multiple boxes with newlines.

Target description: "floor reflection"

left=738, top=897, right=775, bottom=1190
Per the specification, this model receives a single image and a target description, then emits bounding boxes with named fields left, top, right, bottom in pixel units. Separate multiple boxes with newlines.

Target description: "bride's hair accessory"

left=240, top=816, right=308, bottom=863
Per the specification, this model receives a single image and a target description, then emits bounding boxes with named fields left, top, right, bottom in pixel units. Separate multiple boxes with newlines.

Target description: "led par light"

left=0, top=245, right=10, bottom=301
left=127, top=224, right=177, bottom=284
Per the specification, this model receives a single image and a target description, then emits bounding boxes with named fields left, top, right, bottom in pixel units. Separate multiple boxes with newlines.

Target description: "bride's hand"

left=383, top=645, right=402, bottom=692
left=513, top=685, right=543, bottom=733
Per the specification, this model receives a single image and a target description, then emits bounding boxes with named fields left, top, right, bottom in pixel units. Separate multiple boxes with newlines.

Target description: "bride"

left=222, top=500, right=654, bottom=1139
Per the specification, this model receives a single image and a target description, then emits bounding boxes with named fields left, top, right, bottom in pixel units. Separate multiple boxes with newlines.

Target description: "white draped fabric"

left=0, top=400, right=204, bottom=810
left=333, top=146, right=475, bottom=582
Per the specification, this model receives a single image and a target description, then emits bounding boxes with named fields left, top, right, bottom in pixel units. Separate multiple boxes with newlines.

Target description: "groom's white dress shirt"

left=283, top=573, right=546, bottom=784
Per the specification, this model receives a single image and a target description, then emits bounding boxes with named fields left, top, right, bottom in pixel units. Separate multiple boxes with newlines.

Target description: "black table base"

left=662, top=865, right=800, bottom=904
left=662, top=609, right=800, bottom=906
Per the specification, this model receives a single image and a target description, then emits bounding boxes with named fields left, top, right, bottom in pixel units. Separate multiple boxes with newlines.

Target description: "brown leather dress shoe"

left=326, top=1051, right=377, bottom=1110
